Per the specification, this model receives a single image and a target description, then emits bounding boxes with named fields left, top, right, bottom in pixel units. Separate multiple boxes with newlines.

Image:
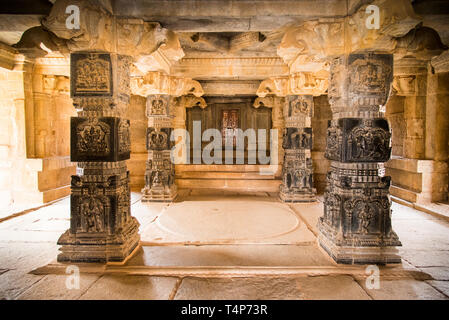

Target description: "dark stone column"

left=57, top=52, right=140, bottom=263
left=141, top=94, right=177, bottom=202
left=279, top=95, right=316, bottom=202
left=318, top=53, right=401, bottom=264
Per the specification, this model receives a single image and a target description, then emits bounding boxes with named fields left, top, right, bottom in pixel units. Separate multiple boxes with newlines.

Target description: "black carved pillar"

left=57, top=52, right=140, bottom=263
left=279, top=95, right=316, bottom=202
left=318, top=53, right=401, bottom=264
left=141, top=94, right=177, bottom=202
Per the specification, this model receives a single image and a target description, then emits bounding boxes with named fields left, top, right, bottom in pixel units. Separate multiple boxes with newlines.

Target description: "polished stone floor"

left=0, top=190, right=448, bottom=300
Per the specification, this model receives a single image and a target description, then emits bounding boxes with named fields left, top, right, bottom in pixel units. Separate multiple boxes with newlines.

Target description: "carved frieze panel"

left=348, top=54, right=393, bottom=109
left=328, top=54, right=393, bottom=115
left=286, top=95, right=313, bottom=118
left=146, top=128, right=173, bottom=151
left=146, top=94, right=170, bottom=117
left=71, top=117, right=131, bottom=161
left=70, top=172, right=131, bottom=236
left=71, top=53, right=113, bottom=97
left=282, top=127, right=313, bottom=150
left=321, top=191, right=399, bottom=245
left=325, top=118, right=391, bottom=163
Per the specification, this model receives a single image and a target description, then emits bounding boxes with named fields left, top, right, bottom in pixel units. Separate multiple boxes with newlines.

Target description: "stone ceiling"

left=1, top=0, right=449, bottom=95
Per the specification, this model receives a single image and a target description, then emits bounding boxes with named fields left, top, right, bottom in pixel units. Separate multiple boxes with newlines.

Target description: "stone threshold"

left=391, top=196, right=449, bottom=222
left=30, top=262, right=431, bottom=280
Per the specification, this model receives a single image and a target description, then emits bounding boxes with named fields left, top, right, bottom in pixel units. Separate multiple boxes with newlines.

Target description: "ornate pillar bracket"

left=318, top=52, right=401, bottom=265
left=133, top=72, right=205, bottom=202
left=277, top=0, right=421, bottom=69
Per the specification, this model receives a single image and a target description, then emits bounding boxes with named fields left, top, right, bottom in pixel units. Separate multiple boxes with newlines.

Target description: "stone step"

left=175, top=164, right=276, bottom=173
left=176, top=171, right=275, bottom=180
left=176, top=178, right=281, bottom=192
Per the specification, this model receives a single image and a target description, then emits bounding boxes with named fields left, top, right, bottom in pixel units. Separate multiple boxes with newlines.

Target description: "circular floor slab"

left=155, top=201, right=300, bottom=241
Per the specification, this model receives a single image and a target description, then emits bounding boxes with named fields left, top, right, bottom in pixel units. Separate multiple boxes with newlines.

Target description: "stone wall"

left=312, top=95, right=331, bottom=194
left=0, top=61, right=78, bottom=209
left=127, top=95, right=147, bottom=191
left=0, top=67, right=27, bottom=208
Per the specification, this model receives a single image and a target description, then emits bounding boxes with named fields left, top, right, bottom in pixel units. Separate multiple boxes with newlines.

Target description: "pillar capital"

left=432, top=50, right=449, bottom=74
left=392, top=57, right=428, bottom=97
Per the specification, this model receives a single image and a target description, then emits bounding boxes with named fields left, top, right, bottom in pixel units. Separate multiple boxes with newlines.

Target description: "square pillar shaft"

left=57, top=52, right=140, bottom=263
left=318, top=53, right=401, bottom=265
left=279, top=95, right=316, bottom=202
left=141, top=94, right=177, bottom=202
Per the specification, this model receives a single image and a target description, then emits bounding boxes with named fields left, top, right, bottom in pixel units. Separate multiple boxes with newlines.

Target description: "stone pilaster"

left=57, top=52, right=140, bottom=263
left=279, top=95, right=316, bottom=202
left=141, top=94, right=177, bottom=202
left=318, top=53, right=401, bottom=264
left=393, top=57, right=428, bottom=159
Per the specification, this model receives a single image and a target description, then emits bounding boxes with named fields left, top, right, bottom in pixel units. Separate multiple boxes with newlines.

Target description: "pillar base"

left=57, top=217, right=140, bottom=263
left=141, top=185, right=178, bottom=202
left=279, top=187, right=316, bottom=202
left=318, top=218, right=402, bottom=265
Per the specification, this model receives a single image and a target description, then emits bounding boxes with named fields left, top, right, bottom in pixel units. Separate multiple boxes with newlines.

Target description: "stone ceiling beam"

left=200, top=80, right=261, bottom=96
left=112, top=0, right=361, bottom=32
left=172, top=57, right=289, bottom=80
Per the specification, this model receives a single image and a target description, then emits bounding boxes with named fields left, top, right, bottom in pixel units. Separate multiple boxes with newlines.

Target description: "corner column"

left=141, top=95, right=177, bottom=202
left=318, top=53, right=401, bottom=264
left=58, top=52, right=140, bottom=263
left=279, top=95, right=316, bottom=202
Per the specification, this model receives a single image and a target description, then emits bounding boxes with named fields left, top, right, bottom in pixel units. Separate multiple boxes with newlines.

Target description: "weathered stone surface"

left=357, top=279, right=447, bottom=300
left=426, top=280, right=449, bottom=297
left=174, top=276, right=371, bottom=300
left=128, top=244, right=332, bottom=267
left=79, top=275, right=178, bottom=300
left=17, top=274, right=100, bottom=300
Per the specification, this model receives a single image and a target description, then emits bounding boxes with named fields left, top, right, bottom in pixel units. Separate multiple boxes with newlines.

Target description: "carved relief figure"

left=118, top=119, right=131, bottom=153
left=357, top=203, right=376, bottom=234
left=74, top=53, right=111, bottom=94
left=79, top=197, right=105, bottom=233
left=349, top=55, right=392, bottom=99
left=148, top=129, right=168, bottom=150
left=76, top=119, right=110, bottom=155
left=349, top=125, right=390, bottom=161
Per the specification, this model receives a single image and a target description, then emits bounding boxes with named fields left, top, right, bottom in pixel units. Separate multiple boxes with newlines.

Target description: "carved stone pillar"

left=141, top=94, right=177, bottom=202
left=57, top=52, right=140, bottom=263
left=318, top=53, right=401, bottom=264
left=279, top=95, right=316, bottom=202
